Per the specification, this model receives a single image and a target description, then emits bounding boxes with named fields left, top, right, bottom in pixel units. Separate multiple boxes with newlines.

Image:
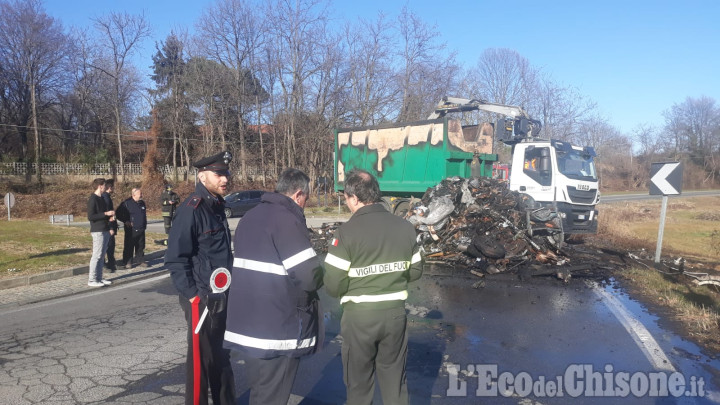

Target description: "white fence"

left=0, top=162, right=190, bottom=176
left=0, top=162, right=269, bottom=177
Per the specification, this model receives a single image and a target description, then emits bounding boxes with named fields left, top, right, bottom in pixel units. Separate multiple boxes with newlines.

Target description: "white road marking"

left=594, top=286, right=676, bottom=372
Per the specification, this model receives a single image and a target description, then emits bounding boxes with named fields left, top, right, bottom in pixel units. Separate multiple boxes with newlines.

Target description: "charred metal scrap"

left=310, top=222, right=344, bottom=255
left=406, top=176, right=574, bottom=279
left=309, top=177, right=611, bottom=282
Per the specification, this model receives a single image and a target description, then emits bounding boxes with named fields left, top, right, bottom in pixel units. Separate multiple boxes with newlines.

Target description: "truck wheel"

left=394, top=200, right=411, bottom=217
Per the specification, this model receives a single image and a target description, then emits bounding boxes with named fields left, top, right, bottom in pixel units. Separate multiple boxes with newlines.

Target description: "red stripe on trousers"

left=191, top=297, right=201, bottom=405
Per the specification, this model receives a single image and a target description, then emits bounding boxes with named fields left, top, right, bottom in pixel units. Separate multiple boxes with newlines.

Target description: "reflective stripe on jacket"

left=323, top=203, right=423, bottom=306
left=223, top=192, right=323, bottom=359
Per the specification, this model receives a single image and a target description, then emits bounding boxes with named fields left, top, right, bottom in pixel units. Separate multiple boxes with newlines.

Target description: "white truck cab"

left=430, top=97, right=600, bottom=236
left=508, top=139, right=599, bottom=234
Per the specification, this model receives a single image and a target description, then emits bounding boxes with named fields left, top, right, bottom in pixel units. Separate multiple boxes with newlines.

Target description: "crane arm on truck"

left=428, top=96, right=530, bottom=119
left=428, top=96, right=542, bottom=140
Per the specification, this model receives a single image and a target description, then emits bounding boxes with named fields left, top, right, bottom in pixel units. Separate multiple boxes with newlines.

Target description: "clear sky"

left=43, top=0, right=720, bottom=135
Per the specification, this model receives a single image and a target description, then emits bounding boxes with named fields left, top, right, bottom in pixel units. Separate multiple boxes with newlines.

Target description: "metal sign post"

left=655, top=196, right=669, bottom=263
left=649, top=162, right=683, bottom=263
left=4, top=192, right=16, bottom=221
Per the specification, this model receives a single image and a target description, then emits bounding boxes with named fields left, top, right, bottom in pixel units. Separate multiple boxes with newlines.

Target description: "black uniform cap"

left=193, top=151, right=232, bottom=176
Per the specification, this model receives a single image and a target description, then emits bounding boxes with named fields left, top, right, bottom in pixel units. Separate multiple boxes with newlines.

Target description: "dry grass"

left=619, top=266, right=720, bottom=353
left=600, top=196, right=720, bottom=354
left=599, top=196, right=720, bottom=262
left=0, top=220, right=166, bottom=279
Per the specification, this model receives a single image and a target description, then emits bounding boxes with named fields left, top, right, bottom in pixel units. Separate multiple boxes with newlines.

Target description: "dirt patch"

left=696, top=212, right=720, bottom=221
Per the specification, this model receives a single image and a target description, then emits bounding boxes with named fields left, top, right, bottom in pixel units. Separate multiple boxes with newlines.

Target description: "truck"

left=333, top=104, right=499, bottom=216
left=334, top=96, right=599, bottom=235
left=496, top=116, right=599, bottom=235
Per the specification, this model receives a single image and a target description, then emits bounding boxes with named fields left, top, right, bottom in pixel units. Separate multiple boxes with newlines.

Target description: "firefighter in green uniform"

left=323, top=169, right=424, bottom=405
left=161, top=184, right=180, bottom=234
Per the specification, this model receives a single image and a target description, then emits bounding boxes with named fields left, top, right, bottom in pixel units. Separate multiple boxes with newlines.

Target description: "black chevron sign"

left=649, top=162, right=682, bottom=196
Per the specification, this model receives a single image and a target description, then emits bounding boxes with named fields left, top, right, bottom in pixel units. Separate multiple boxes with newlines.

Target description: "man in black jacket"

left=117, top=188, right=147, bottom=269
left=102, top=179, right=117, bottom=272
left=224, top=168, right=323, bottom=405
left=165, top=151, right=236, bottom=405
left=86, top=178, right=115, bottom=287
left=323, top=169, right=424, bottom=405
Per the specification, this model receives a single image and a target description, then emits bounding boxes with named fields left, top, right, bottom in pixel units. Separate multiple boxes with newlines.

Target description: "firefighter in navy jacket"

left=224, top=168, right=323, bottom=405
left=165, top=151, right=236, bottom=405
left=323, top=169, right=423, bottom=405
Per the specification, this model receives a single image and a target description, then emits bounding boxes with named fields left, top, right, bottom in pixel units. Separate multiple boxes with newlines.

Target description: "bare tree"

left=302, top=28, right=345, bottom=186
left=342, top=14, right=396, bottom=126
left=151, top=32, right=190, bottom=182
left=459, top=49, right=540, bottom=150
left=631, top=124, right=664, bottom=188
left=396, top=6, right=458, bottom=122
left=633, top=124, right=663, bottom=159
left=663, top=96, right=720, bottom=184
left=258, top=46, right=281, bottom=178
left=69, top=29, right=104, bottom=154
left=92, top=12, right=151, bottom=180
left=185, top=56, right=235, bottom=158
left=0, top=0, right=71, bottom=183
left=266, top=0, right=331, bottom=168
left=531, top=74, right=596, bottom=143
left=470, top=48, right=537, bottom=108
left=196, top=0, right=268, bottom=179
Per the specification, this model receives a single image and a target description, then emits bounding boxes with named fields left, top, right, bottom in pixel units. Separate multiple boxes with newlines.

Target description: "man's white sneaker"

left=100, top=279, right=112, bottom=285
left=88, top=281, right=105, bottom=287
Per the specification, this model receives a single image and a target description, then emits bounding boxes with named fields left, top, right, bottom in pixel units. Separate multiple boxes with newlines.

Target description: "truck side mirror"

left=539, top=148, right=551, bottom=174
left=540, top=156, right=551, bottom=173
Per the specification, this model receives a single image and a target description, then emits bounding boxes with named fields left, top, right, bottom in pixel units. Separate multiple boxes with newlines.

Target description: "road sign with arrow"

left=648, top=161, right=683, bottom=263
left=649, top=162, right=682, bottom=196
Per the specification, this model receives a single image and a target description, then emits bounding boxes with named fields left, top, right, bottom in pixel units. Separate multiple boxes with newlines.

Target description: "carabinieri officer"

left=165, top=151, right=236, bottom=405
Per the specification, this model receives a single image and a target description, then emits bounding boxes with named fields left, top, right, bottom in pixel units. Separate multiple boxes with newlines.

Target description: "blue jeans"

left=89, top=231, right=110, bottom=282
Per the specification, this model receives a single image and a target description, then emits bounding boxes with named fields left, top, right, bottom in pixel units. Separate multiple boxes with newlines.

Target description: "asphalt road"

left=600, top=190, right=720, bottom=203
left=1, top=266, right=718, bottom=404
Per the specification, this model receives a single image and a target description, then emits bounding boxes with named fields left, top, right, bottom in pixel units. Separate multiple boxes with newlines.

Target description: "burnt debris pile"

left=310, top=222, right=344, bottom=255
left=407, top=177, right=573, bottom=277
left=309, top=177, right=621, bottom=282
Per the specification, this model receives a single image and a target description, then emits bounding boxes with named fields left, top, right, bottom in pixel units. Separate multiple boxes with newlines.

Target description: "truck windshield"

left=556, top=149, right=597, bottom=181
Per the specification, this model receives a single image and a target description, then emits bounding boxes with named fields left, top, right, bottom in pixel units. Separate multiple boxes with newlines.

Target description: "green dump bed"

left=334, top=117, right=497, bottom=197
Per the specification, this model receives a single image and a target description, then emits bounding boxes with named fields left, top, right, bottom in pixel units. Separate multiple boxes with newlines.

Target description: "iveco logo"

left=577, top=184, right=590, bottom=191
